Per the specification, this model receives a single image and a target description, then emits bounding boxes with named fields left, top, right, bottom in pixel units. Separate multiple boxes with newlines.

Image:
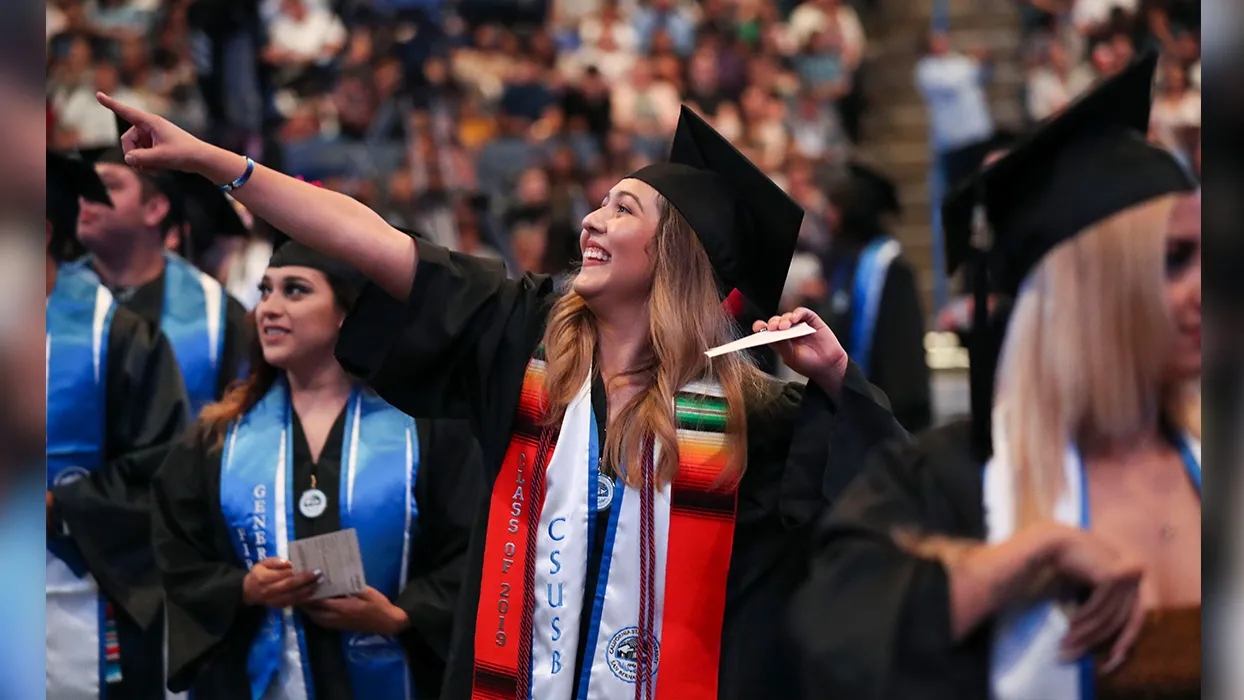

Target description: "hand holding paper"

left=705, top=323, right=816, bottom=358
left=714, top=307, right=850, bottom=397
left=288, top=529, right=367, bottom=600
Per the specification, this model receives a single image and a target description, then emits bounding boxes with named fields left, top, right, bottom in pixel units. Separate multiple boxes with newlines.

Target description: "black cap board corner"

left=628, top=105, right=804, bottom=319
left=47, top=150, right=113, bottom=260
left=939, top=49, right=1197, bottom=460
left=941, top=50, right=1196, bottom=295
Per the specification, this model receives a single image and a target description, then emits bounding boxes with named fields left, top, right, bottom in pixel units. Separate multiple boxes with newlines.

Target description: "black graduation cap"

left=940, top=51, right=1197, bottom=458
left=173, top=170, right=250, bottom=260
left=628, top=106, right=804, bottom=319
left=845, top=161, right=900, bottom=216
left=942, top=51, right=1195, bottom=296
left=47, top=150, right=112, bottom=261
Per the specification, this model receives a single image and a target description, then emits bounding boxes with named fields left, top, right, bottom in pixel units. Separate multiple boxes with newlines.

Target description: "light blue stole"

left=45, top=264, right=124, bottom=690
left=65, top=252, right=228, bottom=415
left=159, top=252, right=228, bottom=415
left=847, top=237, right=901, bottom=377
left=220, top=379, right=420, bottom=700
left=46, top=264, right=115, bottom=570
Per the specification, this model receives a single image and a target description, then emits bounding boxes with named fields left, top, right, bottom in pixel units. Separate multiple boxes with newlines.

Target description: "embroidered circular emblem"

left=596, top=473, right=615, bottom=510
left=831, top=289, right=850, bottom=314
left=607, top=626, right=659, bottom=683
left=298, top=488, right=328, bottom=519
left=52, top=466, right=90, bottom=488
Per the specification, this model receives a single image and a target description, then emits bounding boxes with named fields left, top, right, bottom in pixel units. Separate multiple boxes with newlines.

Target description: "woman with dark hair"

left=151, top=241, right=484, bottom=699
left=99, top=94, right=905, bottom=700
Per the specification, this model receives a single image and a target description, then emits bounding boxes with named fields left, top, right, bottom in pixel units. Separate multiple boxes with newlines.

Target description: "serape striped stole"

left=472, top=350, right=737, bottom=700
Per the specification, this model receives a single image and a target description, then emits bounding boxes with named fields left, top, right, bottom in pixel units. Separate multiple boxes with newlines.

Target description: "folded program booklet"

left=288, top=528, right=367, bottom=600
left=704, top=323, right=815, bottom=358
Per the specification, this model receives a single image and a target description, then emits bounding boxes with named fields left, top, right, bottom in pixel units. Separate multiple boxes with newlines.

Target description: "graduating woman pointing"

left=101, top=95, right=905, bottom=700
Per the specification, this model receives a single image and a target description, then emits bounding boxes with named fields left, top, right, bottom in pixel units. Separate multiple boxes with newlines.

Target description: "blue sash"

left=220, top=380, right=419, bottom=700
left=161, top=253, right=228, bottom=416
left=45, top=264, right=123, bottom=690
left=847, top=237, right=901, bottom=377
left=46, top=265, right=115, bottom=571
left=63, top=253, right=229, bottom=415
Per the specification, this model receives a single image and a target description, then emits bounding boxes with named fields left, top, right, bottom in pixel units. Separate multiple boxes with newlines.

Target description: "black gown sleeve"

left=868, top=260, right=933, bottom=433
left=152, top=429, right=261, bottom=693
left=336, top=239, right=557, bottom=452
left=217, top=295, right=251, bottom=399
left=50, top=308, right=191, bottom=630
left=398, top=418, right=487, bottom=698
left=789, top=421, right=991, bottom=700
left=781, top=361, right=910, bottom=527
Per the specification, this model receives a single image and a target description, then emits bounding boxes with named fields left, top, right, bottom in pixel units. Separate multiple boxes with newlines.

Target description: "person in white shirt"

left=262, top=0, right=346, bottom=87
left=1026, top=40, right=1097, bottom=122
left=1149, top=59, right=1200, bottom=154
left=1072, top=0, right=1138, bottom=35
left=915, top=31, right=995, bottom=188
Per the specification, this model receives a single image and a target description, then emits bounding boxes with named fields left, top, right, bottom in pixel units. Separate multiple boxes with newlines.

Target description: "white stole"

left=528, top=377, right=676, bottom=699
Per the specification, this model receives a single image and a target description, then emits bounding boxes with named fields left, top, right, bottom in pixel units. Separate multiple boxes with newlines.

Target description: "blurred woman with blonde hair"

left=793, top=53, right=1202, bottom=700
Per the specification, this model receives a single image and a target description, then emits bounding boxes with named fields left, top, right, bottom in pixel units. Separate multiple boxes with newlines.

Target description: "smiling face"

left=1163, top=192, right=1201, bottom=382
left=255, top=266, right=345, bottom=372
left=573, top=178, right=662, bottom=306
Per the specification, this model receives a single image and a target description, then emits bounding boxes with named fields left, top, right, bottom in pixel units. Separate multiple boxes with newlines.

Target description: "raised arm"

left=95, top=92, right=416, bottom=301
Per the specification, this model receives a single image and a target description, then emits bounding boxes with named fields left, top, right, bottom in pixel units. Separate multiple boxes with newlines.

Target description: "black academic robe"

left=48, top=305, right=192, bottom=699
left=105, top=264, right=250, bottom=400
left=334, top=239, right=906, bottom=699
left=819, top=252, right=932, bottom=433
left=151, top=410, right=485, bottom=699
left=790, top=419, right=999, bottom=700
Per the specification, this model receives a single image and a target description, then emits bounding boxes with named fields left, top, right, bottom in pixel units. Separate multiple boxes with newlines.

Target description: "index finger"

left=95, top=92, right=152, bottom=127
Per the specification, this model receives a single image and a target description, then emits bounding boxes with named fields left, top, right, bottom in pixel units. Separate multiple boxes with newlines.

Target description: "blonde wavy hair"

left=994, top=193, right=1200, bottom=528
left=539, top=195, right=771, bottom=488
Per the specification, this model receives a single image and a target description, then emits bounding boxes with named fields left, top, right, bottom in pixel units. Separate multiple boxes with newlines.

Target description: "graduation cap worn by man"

left=942, top=50, right=1197, bottom=458
left=628, top=105, right=805, bottom=321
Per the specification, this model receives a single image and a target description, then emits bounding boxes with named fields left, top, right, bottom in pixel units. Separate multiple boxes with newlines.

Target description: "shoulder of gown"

left=776, top=360, right=910, bottom=529
left=788, top=418, right=992, bottom=700
left=336, top=238, right=557, bottom=446
left=51, top=306, right=191, bottom=630
left=871, top=258, right=933, bottom=433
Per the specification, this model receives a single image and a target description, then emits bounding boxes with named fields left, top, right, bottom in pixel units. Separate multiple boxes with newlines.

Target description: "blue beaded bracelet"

left=219, top=157, right=256, bottom=193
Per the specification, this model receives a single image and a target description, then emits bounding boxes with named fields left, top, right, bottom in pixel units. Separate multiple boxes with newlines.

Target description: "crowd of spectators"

left=1019, top=0, right=1199, bottom=170
left=46, top=0, right=878, bottom=280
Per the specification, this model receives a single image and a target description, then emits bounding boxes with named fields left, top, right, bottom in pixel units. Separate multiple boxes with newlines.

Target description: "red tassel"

left=721, top=288, right=744, bottom=319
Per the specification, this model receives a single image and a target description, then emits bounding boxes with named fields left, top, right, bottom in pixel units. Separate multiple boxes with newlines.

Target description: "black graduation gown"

left=48, top=305, right=192, bottom=699
left=151, top=409, right=485, bottom=699
left=104, top=264, right=250, bottom=400
left=790, top=419, right=996, bottom=700
left=820, top=252, right=932, bottom=433
left=334, top=239, right=907, bottom=699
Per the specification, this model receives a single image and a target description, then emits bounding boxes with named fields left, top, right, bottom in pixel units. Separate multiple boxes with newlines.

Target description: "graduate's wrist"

left=199, top=146, right=250, bottom=186
left=811, top=355, right=848, bottom=400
